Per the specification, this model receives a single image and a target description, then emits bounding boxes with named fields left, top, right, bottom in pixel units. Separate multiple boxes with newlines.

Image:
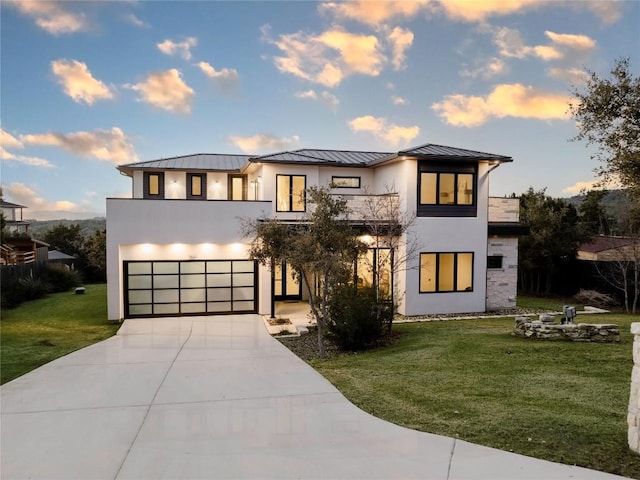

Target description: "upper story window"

left=228, top=174, right=247, bottom=201
left=276, top=175, right=306, bottom=212
left=144, top=172, right=165, bottom=199
left=420, top=252, right=474, bottom=293
left=417, top=162, right=477, bottom=217
left=187, top=173, right=206, bottom=199
left=332, top=176, right=361, bottom=188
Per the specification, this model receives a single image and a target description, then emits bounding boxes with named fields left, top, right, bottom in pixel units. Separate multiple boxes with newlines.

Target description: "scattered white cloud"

left=493, top=27, right=561, bottom=61
left=127, top=69, right=194, bottom=114
left=548, top=67, right=590, bottom=85
left=582, top=1, right=624, bottom=25
left=1, top=147, right=54, bottom=168
left=227, top=134, right=300, bottom=153
left=157, top=37, right=198, bottom=60
left=195, top=61, right=239, bottom=88
left=432, top=83, right=572, bottom=127
left=544, top=31, right=596, bottom=51
left=264, top=27, right=385, bottom=87
left=562, top=176, right=622, bottom=195
left=348, top=115, right=419, bottom=146
left=294, top=89, right=339, bottom=111
left=391, top=96, right=407, bottom=105
left=6, top=0, right=88, bottom=35
left=2, top=182, right=78, bottom=213
left=319, top=0, right=427, bottom=26
left=51, top=59, right=114, bottom=105
left=460, top=57, right=507, bottom=79
left=21, top=127, right=138, bottom=165
left=1, top=129, right=24, bottom=150
left=385, top=26, right=414, bottom=70
left=429, top=0, right=622, bottom=24
left=123, top=13, right=149, bottom=29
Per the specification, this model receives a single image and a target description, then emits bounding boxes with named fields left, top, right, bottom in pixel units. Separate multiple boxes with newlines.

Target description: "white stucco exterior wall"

left=106, top=198, right=272, bottom=321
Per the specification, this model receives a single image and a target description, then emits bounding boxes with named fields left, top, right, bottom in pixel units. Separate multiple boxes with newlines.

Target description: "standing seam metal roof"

left=118, top=144, right=511, bottom=172
left=119, top=154, right=252, bottom=171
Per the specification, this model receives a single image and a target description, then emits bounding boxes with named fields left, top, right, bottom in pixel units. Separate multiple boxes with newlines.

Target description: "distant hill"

left=565, top=190, right=629, bottom=221
left=27, top=218, right=106, bottom=240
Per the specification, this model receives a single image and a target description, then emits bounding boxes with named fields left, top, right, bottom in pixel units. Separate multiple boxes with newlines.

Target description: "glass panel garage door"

left=125, top=260, right=257, bottom=317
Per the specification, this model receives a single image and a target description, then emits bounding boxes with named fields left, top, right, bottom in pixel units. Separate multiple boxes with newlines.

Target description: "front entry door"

left=274, top=262, right=301, bottom=300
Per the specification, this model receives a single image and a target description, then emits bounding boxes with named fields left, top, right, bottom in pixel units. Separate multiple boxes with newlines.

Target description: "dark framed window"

left=332, top=176, right=361, bottom=188
left=187, top=173, right=206, bottom=199
left=417, top=162, right=477, bottom=217
left=419, top=252, right=474, bottom=293
left=143, top=172, right=165, bottom=199
left=276, top=174, right=306, bottom=212
left=487, top=255, right=503, bottom=269
left=228, top=174, right=247, bottom=200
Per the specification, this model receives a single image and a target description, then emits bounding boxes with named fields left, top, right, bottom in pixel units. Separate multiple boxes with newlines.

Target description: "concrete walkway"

left=0, top=315, right=628, bottom=479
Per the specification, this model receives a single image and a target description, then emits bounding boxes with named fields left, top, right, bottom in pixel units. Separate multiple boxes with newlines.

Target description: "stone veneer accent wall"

left=486, top=198, right=520, bottom=310
left=629, top=323, right=640, bottom=453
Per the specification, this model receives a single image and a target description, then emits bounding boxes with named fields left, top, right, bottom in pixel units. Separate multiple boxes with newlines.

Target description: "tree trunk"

left=300, top=272, right=326, bottom=359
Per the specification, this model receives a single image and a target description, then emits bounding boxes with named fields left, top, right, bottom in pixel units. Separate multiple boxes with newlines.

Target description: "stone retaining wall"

left=512, top=316, right=620, bottom=342
left=629, top=323, right=640, bottom=453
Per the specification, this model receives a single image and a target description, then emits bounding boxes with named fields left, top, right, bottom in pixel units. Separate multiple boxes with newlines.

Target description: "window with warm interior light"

left=417, top=162, right=476, bottom=217
left=188, top=173, right=206, bottom=199
left=144, top=172, right=164, bottom=198
left=228, top=174, right=247, bottom=200
left=419, top=252, right=473, bottom=293
left=276, top=174, right=306, bottom=212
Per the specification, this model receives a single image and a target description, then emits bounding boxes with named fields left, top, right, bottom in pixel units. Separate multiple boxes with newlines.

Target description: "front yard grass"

left=309, top=314, right=640, bottom=478
left=1, top=283, right=119, bottom=384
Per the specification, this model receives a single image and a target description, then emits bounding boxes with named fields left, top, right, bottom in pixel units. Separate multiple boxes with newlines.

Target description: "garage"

left=124, top=260, right=257, bottom=318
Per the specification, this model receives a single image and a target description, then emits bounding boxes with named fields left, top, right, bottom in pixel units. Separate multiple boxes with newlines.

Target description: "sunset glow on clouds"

left=432, top=84, right=572, bottom=127
left=1, top=1, right=637, bottom=217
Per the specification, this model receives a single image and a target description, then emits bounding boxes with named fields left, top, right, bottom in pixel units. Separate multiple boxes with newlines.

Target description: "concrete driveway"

left=1, top=315, right=628, bottom=479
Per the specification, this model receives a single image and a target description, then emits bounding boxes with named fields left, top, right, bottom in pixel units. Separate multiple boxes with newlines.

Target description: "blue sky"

left=1, top=0, right=638, bottom=219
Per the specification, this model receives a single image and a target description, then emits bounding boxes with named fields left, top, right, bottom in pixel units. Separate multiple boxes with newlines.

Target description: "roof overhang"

left=488, top=222, right=530, bottom=236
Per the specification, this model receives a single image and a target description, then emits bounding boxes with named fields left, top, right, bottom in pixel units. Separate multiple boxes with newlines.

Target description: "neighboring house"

left=106, top=143, right=526, bottom=322
left=1, top=200, right=30, bottom=235
left=1, top=200, right=49, bottom=266
left=48, top=249, right=76, bottom=269
left=578, top=236, right=639, bottom=262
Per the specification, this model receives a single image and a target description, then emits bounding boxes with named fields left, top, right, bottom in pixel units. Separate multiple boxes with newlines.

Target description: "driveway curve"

left=1, top=315, right=628, bottom=479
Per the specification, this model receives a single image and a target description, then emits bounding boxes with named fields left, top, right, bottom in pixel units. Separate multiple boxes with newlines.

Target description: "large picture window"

left=419, top=252, right=474, bottom=293
left=417, top=162, right=476, bottom=217
left=276, top=175, right=306, bottom=212
left=144, top=172, right=165, bottom=198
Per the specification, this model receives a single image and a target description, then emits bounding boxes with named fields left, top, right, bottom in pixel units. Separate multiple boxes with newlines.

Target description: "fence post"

left=629, top=323, right=640, bottom=453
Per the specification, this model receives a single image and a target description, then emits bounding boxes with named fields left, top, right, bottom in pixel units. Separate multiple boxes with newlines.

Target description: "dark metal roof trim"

left=488, top=222, right=530, bottom=236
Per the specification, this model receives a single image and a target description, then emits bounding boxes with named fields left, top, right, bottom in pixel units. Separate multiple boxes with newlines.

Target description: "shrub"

left=1, top=276, right=48, bottom=308
left=326, top=285, right=389, bottom=351
left=44, top=265, right=82, bottom=293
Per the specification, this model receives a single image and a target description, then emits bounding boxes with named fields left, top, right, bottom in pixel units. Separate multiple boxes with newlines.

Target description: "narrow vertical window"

left=188, top=173, right=206, bottom=199
left=144, top=172, right=164, bottom=198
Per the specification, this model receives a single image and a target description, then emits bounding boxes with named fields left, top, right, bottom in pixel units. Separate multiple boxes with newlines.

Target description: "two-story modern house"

left=106, top=143, right=525, bottom=322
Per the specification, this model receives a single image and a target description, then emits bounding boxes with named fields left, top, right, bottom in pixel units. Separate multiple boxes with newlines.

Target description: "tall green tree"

left=244, top=186, right=367, bottom=358
left=519, top=188, right=586, bottom=295
left=578, top=189, right=613, bottom=236
left=84, top=229, right=107, bottom=276
left=43, top=224, right=84, bottom=257
left=569, top=58, right=640, bottom=194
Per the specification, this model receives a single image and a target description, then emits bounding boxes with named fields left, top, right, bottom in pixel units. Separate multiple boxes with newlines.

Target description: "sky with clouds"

left=1, top=0, right=638, bottom=219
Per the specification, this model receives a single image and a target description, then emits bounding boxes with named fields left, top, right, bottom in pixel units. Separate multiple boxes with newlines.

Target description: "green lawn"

left=310, top=314, right=640, bottom=478
left=1, top=284, right=119, bottom=384
left=517, top=294, right=586, bottom=311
